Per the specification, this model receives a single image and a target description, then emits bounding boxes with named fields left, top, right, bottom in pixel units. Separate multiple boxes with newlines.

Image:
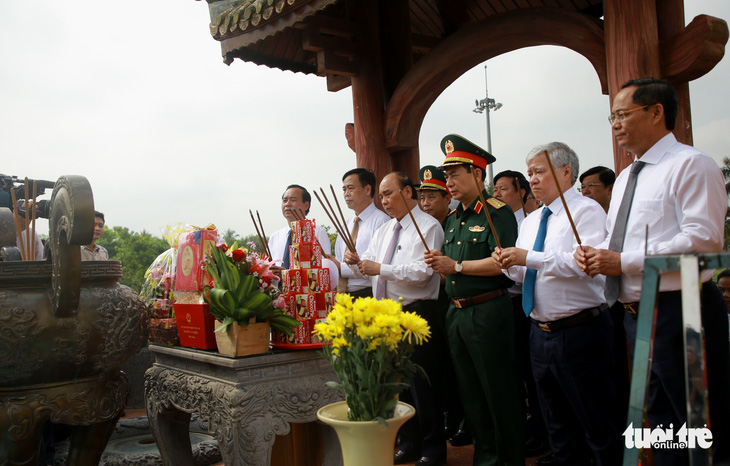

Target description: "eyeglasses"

left=578, top=182, right=603, bottom=192
left=607, top=105, right=650, bottom=124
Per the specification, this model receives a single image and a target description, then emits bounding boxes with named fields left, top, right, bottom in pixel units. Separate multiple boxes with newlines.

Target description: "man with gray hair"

left=494, top=142, right=622, bottom=465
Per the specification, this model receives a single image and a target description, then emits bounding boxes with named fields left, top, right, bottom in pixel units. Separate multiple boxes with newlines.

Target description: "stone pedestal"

left=145, top=345, right=345, bottom=466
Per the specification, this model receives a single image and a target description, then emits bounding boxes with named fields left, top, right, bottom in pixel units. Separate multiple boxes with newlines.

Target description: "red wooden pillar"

left=657, top=0, right=694, bottom=146
left=349, top=0, right=391, bottom=186
left=604, top=0, right=662, bottom=173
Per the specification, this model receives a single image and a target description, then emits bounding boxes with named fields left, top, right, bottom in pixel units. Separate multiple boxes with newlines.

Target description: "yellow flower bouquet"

left=313, top=294, right=430, bottom=424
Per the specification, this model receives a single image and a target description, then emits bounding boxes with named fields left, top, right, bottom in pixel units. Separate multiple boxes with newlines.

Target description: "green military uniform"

left=439, top=135, right=524, bottom=465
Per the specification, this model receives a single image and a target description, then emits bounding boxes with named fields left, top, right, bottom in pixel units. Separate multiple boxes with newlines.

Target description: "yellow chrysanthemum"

left=400, top=311, right=431, bottom=345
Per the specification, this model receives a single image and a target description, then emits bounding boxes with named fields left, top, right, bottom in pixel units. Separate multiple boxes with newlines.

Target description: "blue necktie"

left=522, top=207, right=552, bottom=316
left=282, top=229, right=292, bottom=269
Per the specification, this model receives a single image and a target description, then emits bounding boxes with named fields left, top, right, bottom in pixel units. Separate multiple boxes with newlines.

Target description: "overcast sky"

left=1, top=1, right=728, bottom=241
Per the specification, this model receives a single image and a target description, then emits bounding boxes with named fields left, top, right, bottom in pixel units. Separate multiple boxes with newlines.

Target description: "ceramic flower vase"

left=214, top=320, right=270, bottom=357
left=317, top=401, right=415, bottom=466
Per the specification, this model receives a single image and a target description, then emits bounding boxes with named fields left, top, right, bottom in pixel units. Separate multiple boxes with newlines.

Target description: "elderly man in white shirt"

left=344, top=172, right=446, bottom=466
left=267, top=184, right=332, bottom=267
left=495, top=142, right=622, bottom=466
left=576, top=77, right=730, bottom=465
left=331, top=168, right=389, bottom=297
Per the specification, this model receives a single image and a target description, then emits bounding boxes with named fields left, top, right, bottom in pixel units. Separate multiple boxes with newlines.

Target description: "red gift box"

left=291, top=219, right=316, bottom=244
left=307, top=268, right=331, bottom=293
left=175, top=229, right=217, bottom=291
left=283, top=269, right=308, bottom=293
left=295, top=294, right=318, bottom=320
left=283, top=318, right=313, bottom=344
left=288, top=242, right=322, bottom=270
left=174, top=303, right=217, bottom=350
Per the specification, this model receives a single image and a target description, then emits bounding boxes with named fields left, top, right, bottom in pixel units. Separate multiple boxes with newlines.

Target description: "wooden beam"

left=326, top=74, right=352, bottom=92
left=660, top=14, right=728, bottom=84
left=384, top=7, right=608, bottom=151
left=302, top=29, right=356, bottom=57
left=316, top=50, right=358, bottom=76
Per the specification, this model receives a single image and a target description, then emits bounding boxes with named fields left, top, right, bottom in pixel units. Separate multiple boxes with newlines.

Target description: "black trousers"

left=624, top=281, right=730, bottom=465
left=531, top=310, right=623, bottom=466
left=397, top=299, right=447, bottom=459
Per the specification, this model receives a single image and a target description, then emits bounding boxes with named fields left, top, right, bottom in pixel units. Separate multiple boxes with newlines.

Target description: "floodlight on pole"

left=472, top=65, right=502, bottom=187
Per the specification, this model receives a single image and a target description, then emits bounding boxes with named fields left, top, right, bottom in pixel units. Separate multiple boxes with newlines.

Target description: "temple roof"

left=199, top=0, right=604, bottom=90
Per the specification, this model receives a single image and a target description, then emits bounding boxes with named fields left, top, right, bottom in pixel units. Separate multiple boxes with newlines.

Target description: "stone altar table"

left=145, top=345, right=344, bottom=465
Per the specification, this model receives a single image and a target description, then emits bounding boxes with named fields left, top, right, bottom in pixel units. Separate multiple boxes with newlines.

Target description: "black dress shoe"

left=525, top=437, right=549, bottom=457
left=415, top=456, right=446, bottom=466
left=394, top=449, right=421, bottom=465
left=535, top=453, right=556, bottom=465
left=448, top=429, right=472, bottom=446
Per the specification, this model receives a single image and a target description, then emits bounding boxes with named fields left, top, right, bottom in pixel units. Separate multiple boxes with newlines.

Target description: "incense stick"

left=313, top=190, right=355, bottom=252
left=471, top=169, right=502, bottom=250
left=9, top=189, right=25, bottom=260
left=249, top=210, right=271, bottom=258
left=255, top=210, right=272, bottom=258
left=330, top=184, right=354, bottom=249
left=543, top=150, right=582, bottom=246
left=398, top=190, right=429, bottom=252
left=31, top=181, right=37, bottom=260
left=316, top=188, right=355, bottom=252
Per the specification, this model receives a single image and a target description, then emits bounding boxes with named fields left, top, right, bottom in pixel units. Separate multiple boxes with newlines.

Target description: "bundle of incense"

left=313, top=189, right=355, bottom=253
left=543, top=150, right=582, bottom=247
left=471, top=170, right=502, bottom=250
left=249, top=209, right=273, bottom=258
left=397, top=189, right=429, bottom=252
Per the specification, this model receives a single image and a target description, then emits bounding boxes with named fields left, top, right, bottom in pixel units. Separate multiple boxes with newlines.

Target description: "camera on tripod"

left=0, top=174, right=55, bottom=218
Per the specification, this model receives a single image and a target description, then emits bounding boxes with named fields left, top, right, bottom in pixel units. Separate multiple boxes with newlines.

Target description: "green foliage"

left=97, top=226, right=168, bottom=292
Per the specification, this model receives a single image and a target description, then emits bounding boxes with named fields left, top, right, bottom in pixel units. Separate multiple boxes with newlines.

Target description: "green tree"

left=221, top=228, right=239, bottom=245
left=97, top=226, right=168, bottom=292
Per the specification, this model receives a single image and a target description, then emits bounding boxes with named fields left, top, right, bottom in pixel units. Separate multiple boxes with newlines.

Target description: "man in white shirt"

left=331, top=168, right=389, bottom=297
left=576, top=77, right=730, bottom=465
left=495, top=142, right=622, bottom=465
left=494, top=168, right=550, bottom=457
left=493, top=170, right=530, bottom=226
left=267, top=184, right=332, bottom=269
left=80, top=211, right=109, bottom=261
left=344, top=172, right=446, bottom=466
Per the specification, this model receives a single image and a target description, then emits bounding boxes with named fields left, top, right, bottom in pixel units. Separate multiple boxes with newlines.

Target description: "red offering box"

left=174, top=303, right=217, bottom=350
left=282, top=318, right=313, bottom=344
left=288, top=242, right=322, bottom=269
left=283, top=269, right=308, bottom=293
left=175, top=229, right=217, bottom=291
left=291, top=219, right=316, bottom=244
left=307, top=268, right=330, bottom=293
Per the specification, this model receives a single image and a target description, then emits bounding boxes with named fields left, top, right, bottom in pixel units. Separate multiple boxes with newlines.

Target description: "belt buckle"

left=453, top=299, right=463, bottom=309
left=623, top=303, right=638, bottom=315
left=538, top=322, right=552, bottom=332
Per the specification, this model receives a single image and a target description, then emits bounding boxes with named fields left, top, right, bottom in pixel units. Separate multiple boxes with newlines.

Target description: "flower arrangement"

left=313, top=294, right=430, bottom=424
left=203, top=242, right=299, bottom=335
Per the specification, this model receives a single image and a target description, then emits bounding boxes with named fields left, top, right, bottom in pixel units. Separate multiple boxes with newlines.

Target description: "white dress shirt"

left=334, top=202, right=390, bottom=292
left=597, top=133, right=726, bottom=303
left=349, top=205, right=444, bottom=305
left=514, top=208, right=525, bottom=227
left=268, top=222, right=332, bottom=264
left=507, top=208, right=526, bottom=297
left=504, top=189, right=608, bottom=321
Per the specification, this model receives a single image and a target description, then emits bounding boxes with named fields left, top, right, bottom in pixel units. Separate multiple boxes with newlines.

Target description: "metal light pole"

left=472, top=65, right=502, bottom=188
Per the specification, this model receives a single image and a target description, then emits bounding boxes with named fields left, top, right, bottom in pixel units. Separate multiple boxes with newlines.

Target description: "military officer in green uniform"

left=425, top=135, right=524, bottom=465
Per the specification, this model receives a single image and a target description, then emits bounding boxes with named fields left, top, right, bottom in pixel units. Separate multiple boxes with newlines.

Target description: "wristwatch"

left=454, top=261, right=463, bottom=273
